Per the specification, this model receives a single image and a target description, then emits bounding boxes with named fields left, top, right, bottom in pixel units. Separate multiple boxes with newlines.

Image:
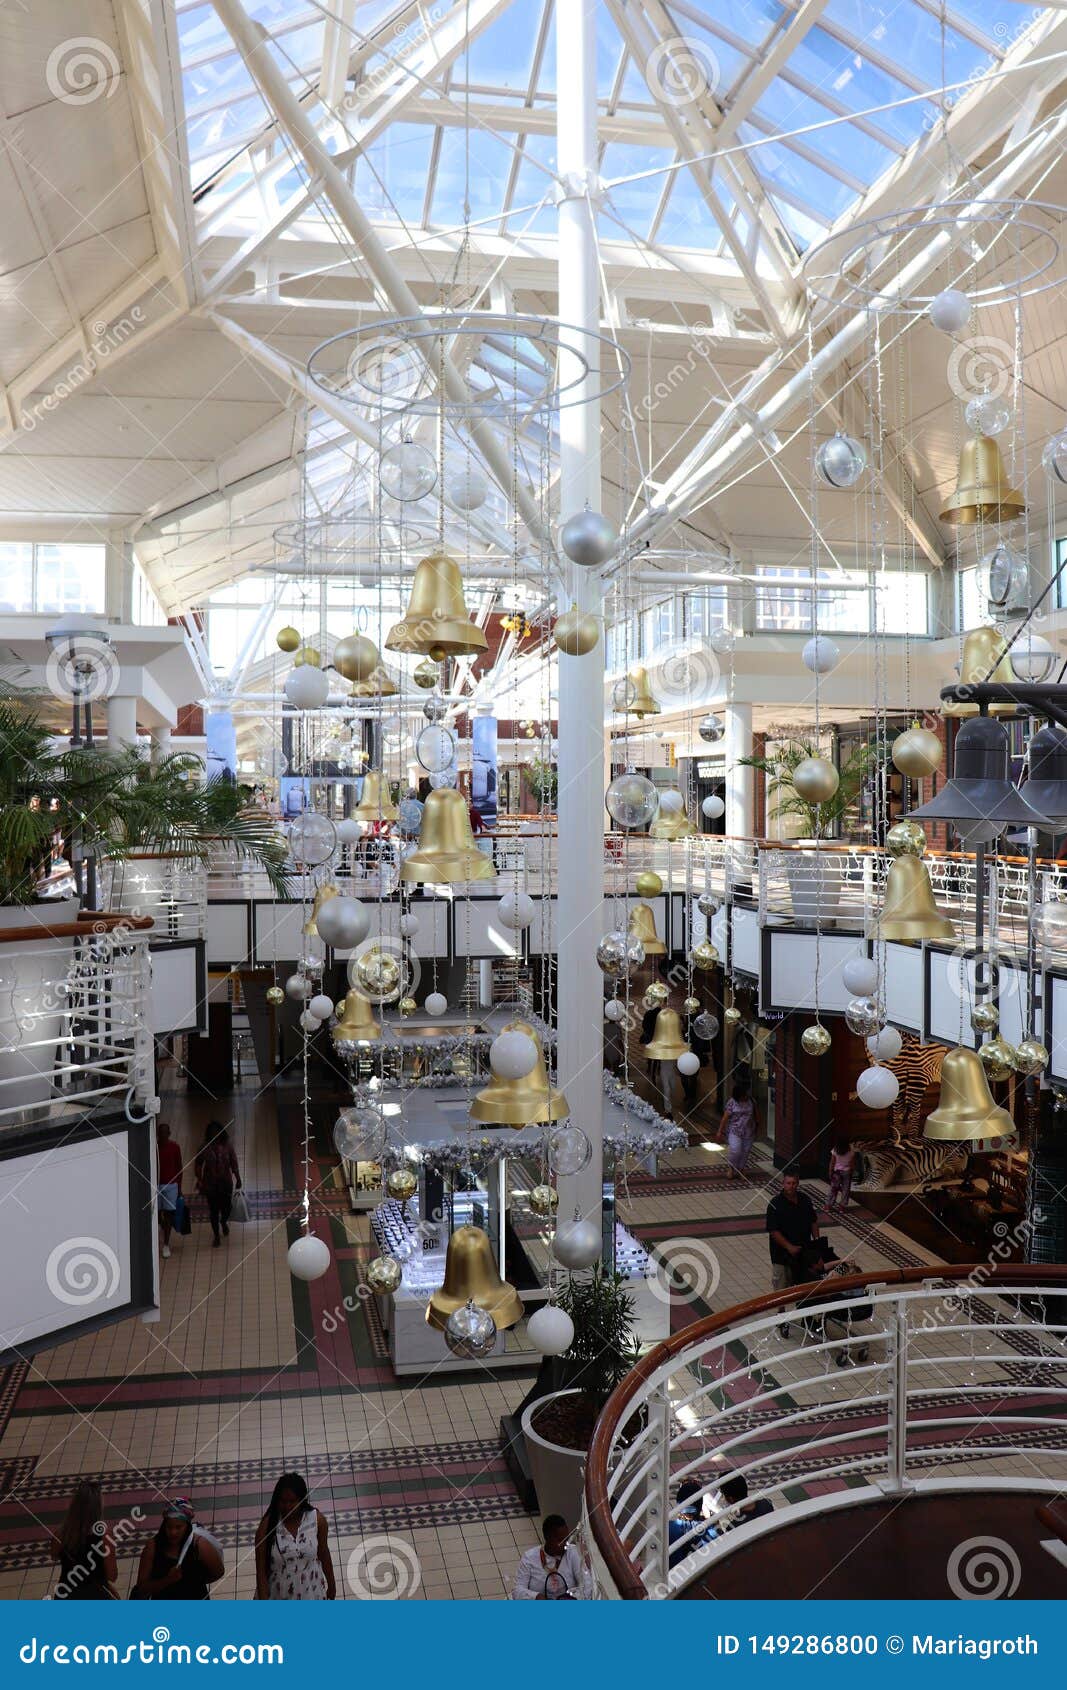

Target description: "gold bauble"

left=892, top=723, right=942, bottom=779
left=452, top=1054, right=473, bottom=1080
left=294, top=644, right=321, bottom=667
left=366, top=1255, right=403, bottom=1294
left=553, top=602, right=600, bottom=657
left=332, top=632, right=381, bottom=683
left=644, top=982, right=670, bottom=1007
left=635, top=871, right=663, bottom=898
left=690, top=941, right=719, bottom=971
left=1013, top=1038, right=1049, bottom=1079
left=528, top=1184, right=559, bottom=1218
left=413, top=658, right=439, bottom=689
left=398, top=996, right=418, bottom=1017
left=276, top=626, right=301, bottom=654
left=723, top=1006, right=742, bottom=1026
left=979, top=1036, right=1017, bottom=1084
left=354, top=947, right=402, bottom=1002
left=792, top=756, right=839, bottom=805
left=682, top=996, right=701, bottom=1015
left=971, top=1002, right=1000, bottom=1035
left=386, top=1167, right=418, bottom=1203
left=886, top=820, right=927, bottom=858
left=801, top=1023, right=832, bottom=1057
left=266, top=985, right=285, bottom=1006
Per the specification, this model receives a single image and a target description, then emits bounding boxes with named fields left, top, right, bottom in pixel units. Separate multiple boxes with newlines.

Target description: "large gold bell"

left=628, top=901, right=665, bottom=956
left=470, top=1020, right=568, bottom=1126
left=353, top=769, right=399, bottom=823
left=650, top=808, right=698, bottom=841
left=330, top=992, right=380, bottom=1044
left=303, top=882, right=338, bottom=936
left=940, top=435, right=1025, bottom=526
left=385, top=551, right=488, bottom=660
left=923, top=1046, right=1015, bottom=1146
left=426, top=1224, right=524, bottom=1333
left=942, top=626, right=1018, bottom=718
left=875, top=855, right=955, bottom=942
left=400, top=788, right=496, bottom=886
left=642, top=1007, right=691, bottom=1062
left=623, top=666, right=660, bottom=719
left=350, top=663, right=398, bottom=698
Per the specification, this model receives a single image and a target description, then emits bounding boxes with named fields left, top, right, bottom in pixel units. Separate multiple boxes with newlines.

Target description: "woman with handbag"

left=195, top=1122, right=242, bottom=1248
left=50, top=1480, right=118, bottom=1600
left=132, top=1500, right=224, bottom=1599
left=156, top=1122, right=184, bottom=1260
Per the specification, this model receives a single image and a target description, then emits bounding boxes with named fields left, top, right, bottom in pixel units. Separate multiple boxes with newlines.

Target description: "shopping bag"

left=229, top=1188, right=251, bottom=1224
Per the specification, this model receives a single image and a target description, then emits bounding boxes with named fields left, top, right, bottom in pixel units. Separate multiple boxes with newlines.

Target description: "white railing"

left=0, top=914, right=156, bottom=1130
left=584, top=1266, right=1067, bottom=1600
left=758, top=846, right=993, bottom=946
left=99, top=854, right=208, bottom=942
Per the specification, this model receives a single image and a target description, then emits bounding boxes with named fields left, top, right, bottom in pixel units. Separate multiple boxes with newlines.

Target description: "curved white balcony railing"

left=583, top=1265, right=1067, bottom=1600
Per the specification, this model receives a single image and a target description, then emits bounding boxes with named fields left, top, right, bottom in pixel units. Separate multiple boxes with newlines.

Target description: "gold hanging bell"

left=922, top=1045, right=1015, bottom=1146
left=385, top=551, right=489, bottom=660
left=400, top=788, right=496, bottom=885
left=940, top=435, right=1025, bottom=526
left=426, top=1224, right=524, bottom=1332
left=650, top=807, right=698, bottom=840
left=330, top=992, right=380, bottom=1044
left=642, top=1007, right=691, bottom=1061
left=875, top=855, right=956, bottom=942
left=353, top=769, right=399, bottom=823
left=942, top=626, right=1019, bottom=718
left=304, top=882, right=338, bottom=936
left=625, top=666, right=661, bottom=719
left=470, top=1020, right=568, bottom=1126
left=628, top=901, right=665, bottom=956
left=350, top=663, right=398, bottom=698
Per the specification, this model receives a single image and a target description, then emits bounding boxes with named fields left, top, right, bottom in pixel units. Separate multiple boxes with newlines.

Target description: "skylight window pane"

left=826, top=0, right=994, bottom=92
left=786, top=24, right=931, bottom=147
left=655, top=167, right=721, bottom=253
left=187, top=92, right=270, bottom=167
left=464, top=0, right=543, bottom=91
left=429, top=126, right=518, bottom=228
left=352, top=124, right=435, bottom=225
left=503, top=133, right=558, bottom=234
left=738, top=122, right=851, bottom=222
left=752, top=77, right=896, bottom=191
left=600, top=144, right=675, bottom=240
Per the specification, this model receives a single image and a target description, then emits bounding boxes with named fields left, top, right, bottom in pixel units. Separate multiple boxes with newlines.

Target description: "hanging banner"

left=472, top=715, right=498, bottom=829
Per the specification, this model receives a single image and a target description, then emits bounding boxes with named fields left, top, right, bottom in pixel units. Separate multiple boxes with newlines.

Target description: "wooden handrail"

left=0, top=911, right=154, bottom=945
left=585, top=1262, right=1067, bottom=1601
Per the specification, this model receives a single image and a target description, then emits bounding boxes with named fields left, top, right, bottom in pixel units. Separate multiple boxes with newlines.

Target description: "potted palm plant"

left=521, top=1265, right=640, bottom=1524
left=0, top=688, right=288, bottom=1113
left=739, top=738, right=874, bottom=925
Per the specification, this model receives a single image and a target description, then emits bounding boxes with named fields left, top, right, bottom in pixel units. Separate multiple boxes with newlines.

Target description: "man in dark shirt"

left=766, top=1172, right=819, bottom=1290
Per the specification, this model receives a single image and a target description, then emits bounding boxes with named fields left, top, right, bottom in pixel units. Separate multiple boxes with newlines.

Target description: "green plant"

left=554, top=1263, right=641, bottom=1413
left=739, top=738, right=875, bottom=840
left=525, top=756, right=558, bottom=808
left=0, top=691, right=289, bottom=905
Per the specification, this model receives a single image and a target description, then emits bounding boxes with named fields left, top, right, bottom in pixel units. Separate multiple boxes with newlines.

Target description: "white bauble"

left=451, top=460, right=489, bottom=511
left=288, top=1235, right=331, bottom=1281
left=867, top=1025, right=903, bottom=1063
left=658, top=789, right=684, bottom=815
left=802, top=635, right=840, bottom=675
left=677, top=1051, right=700, bottom=1077
left=299, top=1009, right=322, bottom=1033
left=285, top=973, right=312, bottom=1001
left=526, top=1304, right=574, bottom=1356
left=424, top=991, right=448, bottom=1016
left=308, top=993, right=335, bottom=1021
left=498, top=891, right=536, bottom=931
left=284, top=665, right=330, bottom=709
left=315, top=895, right=370, bottom=950
left=336, top=817, right=361, bottom=845
left=552, top=1219, right=601, bottom=1269
left=928, top=287, right=971, bottom=334
left=702, top=795, right=725, bottom=820
left=489, top=1029, right=538, bottom=1080
left=841, top=955, right=879, bottom=997
left=857, top=1065, right=900, bottom=1109
left=398, top=912, right=420, bottom=939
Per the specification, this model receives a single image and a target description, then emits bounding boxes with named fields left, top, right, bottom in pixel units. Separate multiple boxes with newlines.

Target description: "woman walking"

left=50, top=1480, right=117, bottom=1600
left=254, top=1473, right=335, bottom=1600
left=132, top=1500, right=224, bottom=1599
left=717, top=1081, right=759, bottom=1179
left=195, top=1121, right=242, bottom=1248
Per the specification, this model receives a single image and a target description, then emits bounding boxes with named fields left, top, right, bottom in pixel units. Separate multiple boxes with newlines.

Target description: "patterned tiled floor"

left=0, top=1068, right=1021, bottom=1601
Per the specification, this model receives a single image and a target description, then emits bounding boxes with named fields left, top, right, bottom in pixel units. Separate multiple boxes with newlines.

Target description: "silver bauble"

left=596, top=929, right=645, bottom=978
left=844, top=995, right=883, bottom=1037
left=552, top=1219, right=601, bottom=1269
left=333, top=1105, right=387, bottom=1160
left=605, top=770, right=659, bottom=829
left=546, top=1124, right=593, bottom=1176
left=316, top=895, right=370, bottom=950
left=444, top=1299, right=498, bottom=1359
left=561, top=508, right=618, bottom=568
left=366, top=1255, right=403, bottom=1294
left=697, top=714, right=725, bottom=743
left=693, top=1011, right=719, bottom=1041
left=815, top=431, right=866, bottom=489
left=422, top=694, right=449, bottom=723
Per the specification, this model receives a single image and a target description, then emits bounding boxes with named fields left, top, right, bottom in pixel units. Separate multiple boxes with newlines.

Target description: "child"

left=827, top=1135, right=854, bottom=1209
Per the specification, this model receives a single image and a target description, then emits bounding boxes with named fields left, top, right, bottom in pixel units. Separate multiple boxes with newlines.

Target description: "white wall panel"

left=253, top=900, right=305, bottom=965
left=149, top=945, right=200, bottom=1035
left=205, top=903, right=251, bottom=966
left=1047, top=974, right=1067, bottom=1081
left=882, top=943, right=924, bottom=1033
left=765, top=931, right=866, bottom=1013
left=732, top=906, right=760, bottom=976
left=927, top=948, right=973, bottom=1046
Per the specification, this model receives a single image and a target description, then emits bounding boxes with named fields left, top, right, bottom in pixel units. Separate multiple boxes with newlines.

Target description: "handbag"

left=229, top=1188, right=251, bottom=1224
left=173, top=1194, right=191, bottom=1236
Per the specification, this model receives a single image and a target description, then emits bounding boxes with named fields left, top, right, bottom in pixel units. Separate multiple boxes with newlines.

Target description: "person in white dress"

left=512, top=1516, right=587, bottom=1599
left=255, top=1473, right=335, bottom=1600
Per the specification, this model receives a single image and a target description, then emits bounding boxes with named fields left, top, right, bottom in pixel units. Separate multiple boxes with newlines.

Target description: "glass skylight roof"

left=179, top=0, right=1034, bottom=272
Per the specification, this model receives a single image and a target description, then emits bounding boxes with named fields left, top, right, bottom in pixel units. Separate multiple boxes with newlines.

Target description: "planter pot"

left=783, top=842, right=843, bottom=926
left=0, top=899, right=80, bottom=1122
left=521, top=1388, right=589, bottom=1525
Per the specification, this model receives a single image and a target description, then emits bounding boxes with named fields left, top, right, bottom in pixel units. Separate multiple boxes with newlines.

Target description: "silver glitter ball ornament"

left=444, top=1299, right=498, bottom=1359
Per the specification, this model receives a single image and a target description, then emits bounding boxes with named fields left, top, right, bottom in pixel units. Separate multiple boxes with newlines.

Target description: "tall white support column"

left=151, top=725, right=173, bottom=766
left=555, top=0, right=605, bottom=1237
left=725, top=703, right=754, bottom=839
left=108, top=695, right=139, bottom=751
